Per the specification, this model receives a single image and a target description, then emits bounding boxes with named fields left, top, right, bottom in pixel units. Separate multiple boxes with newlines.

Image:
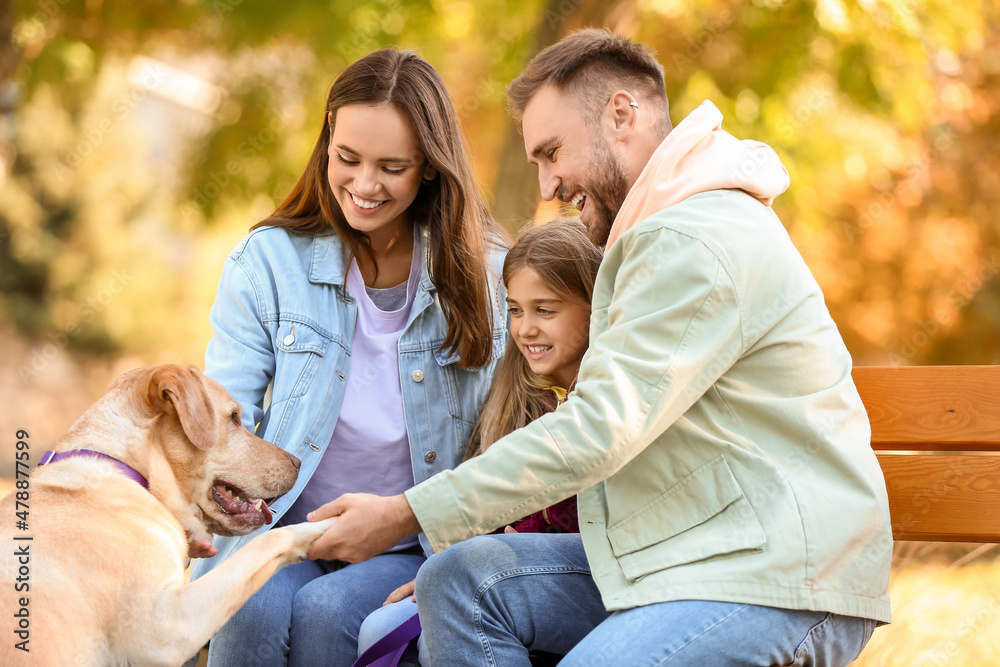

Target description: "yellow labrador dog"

left=0, top=364, right=336, bottom=666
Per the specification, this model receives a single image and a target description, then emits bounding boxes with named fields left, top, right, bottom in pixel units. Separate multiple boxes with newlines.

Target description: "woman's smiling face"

left=327, top=103, right=430, bottom=243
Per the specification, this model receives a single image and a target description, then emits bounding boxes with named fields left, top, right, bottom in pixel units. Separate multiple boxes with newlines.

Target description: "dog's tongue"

left=245, top=496, right=273, bottom=525
left=259, top=498, right=273, bottom=525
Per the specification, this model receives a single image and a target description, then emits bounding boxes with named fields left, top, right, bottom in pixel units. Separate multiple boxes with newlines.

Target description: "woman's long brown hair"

left=465, top=218, right=602, bottom=459
left=254, top=49, right=504, bottom=369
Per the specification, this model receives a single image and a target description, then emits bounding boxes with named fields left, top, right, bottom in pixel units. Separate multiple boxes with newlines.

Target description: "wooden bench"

left=853, top=365, right=1000, bottom=542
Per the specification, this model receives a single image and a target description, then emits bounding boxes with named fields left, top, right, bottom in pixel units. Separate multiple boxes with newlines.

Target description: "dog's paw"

left=291, top=517, right=338, bottom=541
left=184, top=529, right=218, bottom=558
left=271, top=517, right=338, bottom=562
left=184, top=524, right=214, bottom=545
left=187, top=538, right=219, bottom=559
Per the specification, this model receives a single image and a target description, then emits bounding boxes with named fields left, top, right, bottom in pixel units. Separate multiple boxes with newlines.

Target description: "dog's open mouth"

left=211, top=480, right=274, bottom=526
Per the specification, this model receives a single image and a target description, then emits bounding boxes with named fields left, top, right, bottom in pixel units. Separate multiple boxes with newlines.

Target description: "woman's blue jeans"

left=410, top=532, right=877, bottom=667
left=207, top=549, right=425, bottom=667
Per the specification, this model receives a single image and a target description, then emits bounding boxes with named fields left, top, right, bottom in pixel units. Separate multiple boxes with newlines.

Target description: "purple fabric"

left=352, top=611, right=422, bottom=667
left=38, top=449, right=150, bottom=489
left=504, top=495, right=579, bottom=534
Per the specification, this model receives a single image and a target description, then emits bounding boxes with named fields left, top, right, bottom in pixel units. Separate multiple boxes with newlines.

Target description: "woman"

left=191, top=48, right=507, bottom=666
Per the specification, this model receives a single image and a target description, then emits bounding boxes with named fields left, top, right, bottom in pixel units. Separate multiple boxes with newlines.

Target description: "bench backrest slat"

left=875, top=454, right=1000, bottom=541
left=852, top=366, right=1000, bottom=542
left=853, top=366, right=1000, bottom=451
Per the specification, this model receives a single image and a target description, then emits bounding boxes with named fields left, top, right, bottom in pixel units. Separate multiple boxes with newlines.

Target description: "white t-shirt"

left=283, top=235, right=420, bottom=552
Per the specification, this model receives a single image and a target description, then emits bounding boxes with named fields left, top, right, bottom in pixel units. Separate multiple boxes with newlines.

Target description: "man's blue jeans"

left=207, top=549, right=424, bottom=667
left=412, top=533, right=877, bottom=666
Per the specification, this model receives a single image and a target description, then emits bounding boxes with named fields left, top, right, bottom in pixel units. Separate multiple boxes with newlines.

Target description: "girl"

left=354, top=218, right=603, bottom=667
left=192, top=49, right=508, bottom=666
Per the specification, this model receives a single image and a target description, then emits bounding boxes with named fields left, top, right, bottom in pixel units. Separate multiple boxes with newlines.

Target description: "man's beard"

left=582, top=138, right=631, bottom=247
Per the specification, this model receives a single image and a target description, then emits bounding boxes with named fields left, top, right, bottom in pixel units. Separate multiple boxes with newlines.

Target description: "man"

left=309, top=29, right=892, bottom=665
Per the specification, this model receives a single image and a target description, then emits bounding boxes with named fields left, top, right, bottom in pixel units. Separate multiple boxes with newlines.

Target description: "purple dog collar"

left=38, top=449, right=150, bottom=489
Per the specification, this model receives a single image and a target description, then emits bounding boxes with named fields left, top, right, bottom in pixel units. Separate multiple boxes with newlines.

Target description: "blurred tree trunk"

left=491, top=0, right=634, bottom=235
left=0, top=0, right=17, bottom=84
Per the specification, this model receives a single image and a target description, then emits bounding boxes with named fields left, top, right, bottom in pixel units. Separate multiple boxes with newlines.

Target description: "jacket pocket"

left=606, top=455, right=766, bottom=582
left=276, top=319, right=332, bottom=356
left=274, top=319, right=333, bottom=400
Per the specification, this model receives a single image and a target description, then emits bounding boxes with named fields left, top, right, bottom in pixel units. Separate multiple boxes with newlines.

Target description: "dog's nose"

left=288, top=453, right=301, bottom=470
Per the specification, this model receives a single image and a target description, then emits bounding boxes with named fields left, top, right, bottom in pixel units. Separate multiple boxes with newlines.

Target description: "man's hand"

left=306, top=493, right=421, bottom=562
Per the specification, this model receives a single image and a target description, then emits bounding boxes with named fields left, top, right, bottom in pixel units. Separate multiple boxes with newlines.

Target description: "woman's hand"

left=384, top=579, right=416, bottom=605
left=504, top=525, right=518, bottom=534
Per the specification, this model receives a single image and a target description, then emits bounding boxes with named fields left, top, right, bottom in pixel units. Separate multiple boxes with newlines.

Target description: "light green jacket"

left=407, top=189, right=893, bottom=623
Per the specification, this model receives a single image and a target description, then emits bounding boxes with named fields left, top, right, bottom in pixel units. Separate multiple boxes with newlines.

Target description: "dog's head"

left=137, top=365, right=300, bottom=538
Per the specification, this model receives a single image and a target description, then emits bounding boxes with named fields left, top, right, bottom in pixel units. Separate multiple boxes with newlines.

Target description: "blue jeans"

left=413, top=533, right=877, bottom=667
left=208, top=549, right=425, bottom=667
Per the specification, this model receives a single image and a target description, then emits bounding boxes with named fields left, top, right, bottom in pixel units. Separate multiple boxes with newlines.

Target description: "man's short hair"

left=507, top=28, right=669, bottom=133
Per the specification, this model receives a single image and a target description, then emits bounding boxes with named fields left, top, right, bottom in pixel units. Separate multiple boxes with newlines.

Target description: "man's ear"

left=605, top=90, right=640, bottom=138
left=146, top=365, right=219, bottom=451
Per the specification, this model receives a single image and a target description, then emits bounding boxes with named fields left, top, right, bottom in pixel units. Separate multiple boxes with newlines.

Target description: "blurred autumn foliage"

left=1, top=0, right=998, bottom=381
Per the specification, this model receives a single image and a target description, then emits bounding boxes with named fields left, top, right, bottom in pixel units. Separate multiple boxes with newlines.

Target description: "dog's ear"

left=147, top=365, right=219, bottom=450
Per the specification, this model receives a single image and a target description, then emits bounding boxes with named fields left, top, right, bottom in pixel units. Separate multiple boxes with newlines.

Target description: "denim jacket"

left=191, top=224, right=506, bottom=578
left=408, top=190, right=893, bottom=623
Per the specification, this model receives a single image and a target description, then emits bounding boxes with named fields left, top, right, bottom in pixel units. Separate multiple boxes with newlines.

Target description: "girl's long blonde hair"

left=465, top=218, right=602, bottom=459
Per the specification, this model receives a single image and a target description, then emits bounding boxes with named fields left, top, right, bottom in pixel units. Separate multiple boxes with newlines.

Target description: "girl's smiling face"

left=327, top=103, right=433, bottom=247
left=506, top=267, right=591, bottom=389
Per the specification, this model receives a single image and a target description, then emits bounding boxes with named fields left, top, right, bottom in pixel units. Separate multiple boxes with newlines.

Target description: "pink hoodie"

left=606, top=100, right=790, bottom=249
